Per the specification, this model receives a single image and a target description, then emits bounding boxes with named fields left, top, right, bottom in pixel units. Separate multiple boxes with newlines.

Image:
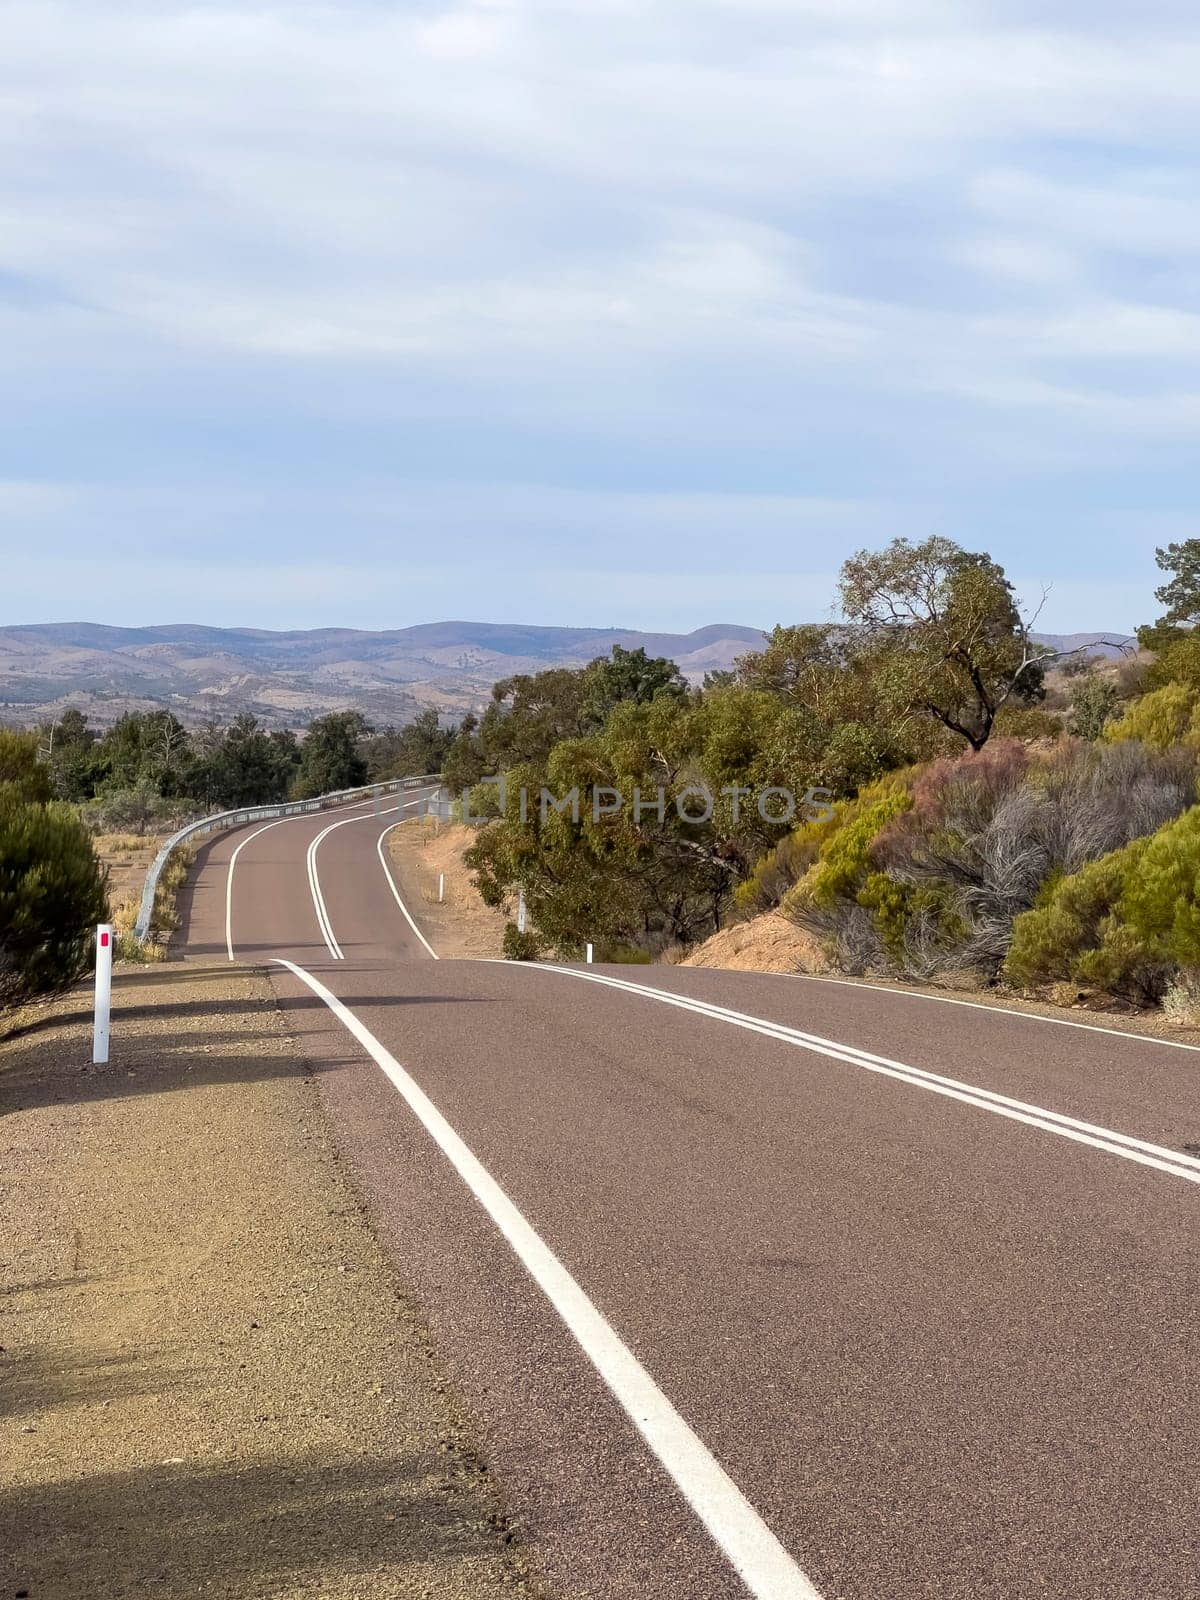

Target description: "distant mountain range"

left=0, top=621, right=1134, bottom=730
left=0, top=620, right=768, bottom=729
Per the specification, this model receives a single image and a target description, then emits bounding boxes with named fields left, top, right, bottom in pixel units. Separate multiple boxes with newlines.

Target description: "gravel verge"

left=1, top=962, right=542, bottom=1600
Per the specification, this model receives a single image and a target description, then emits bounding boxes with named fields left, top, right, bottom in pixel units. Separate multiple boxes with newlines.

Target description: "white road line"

left=306, top=795, right=430, bottom=960
left=225, top=790, right=434, bottom=964
left=375, top=821, right=439, bottom=959
left=272, top=956, right=822, bottom=1600
left=306, top=821, right=346, bottom=959
left=524, top=967, right=1200, bottom=1188
left=225, top=794, right=383, bottom=963
left=787, top=972, right=1200, bottom=1054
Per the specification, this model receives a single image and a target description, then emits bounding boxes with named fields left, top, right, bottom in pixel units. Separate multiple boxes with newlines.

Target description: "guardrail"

left=133, top=774, right=443, bottom=944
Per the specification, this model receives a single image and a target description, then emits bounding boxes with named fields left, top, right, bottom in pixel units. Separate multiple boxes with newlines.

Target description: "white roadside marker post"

left=586, top=943, right=593, bottom=965
left=438, top=872, right=445, bottom=904
left=517, top=887, right=526, bottom=934
left=93, top=924, right=113, bottom=1065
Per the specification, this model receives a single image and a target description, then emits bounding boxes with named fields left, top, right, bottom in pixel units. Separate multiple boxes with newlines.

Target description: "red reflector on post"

left=100, top=931, right=110, bottom=948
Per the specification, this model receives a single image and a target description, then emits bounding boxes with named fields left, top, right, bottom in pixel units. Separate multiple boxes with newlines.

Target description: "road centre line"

left=521, top=966, right=1200, bottom=1188
left=226, top=791, right=432, bottom=963
left=306, top=821, right=346, bottom=959
left=271, top=956, right=823, bottom=1600
left=305, top=795, right=428, bottom=960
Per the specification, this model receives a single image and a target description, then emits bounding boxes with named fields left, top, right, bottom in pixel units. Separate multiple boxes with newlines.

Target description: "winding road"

left=175, top=787, right=1200, bottom=1600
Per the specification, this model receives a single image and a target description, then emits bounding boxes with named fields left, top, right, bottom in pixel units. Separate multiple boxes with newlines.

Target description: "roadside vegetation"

left=37, top=704, right=453, bottom=820
left=0, top=730, right=108, bottom=1007
left=1, top=703, right=453, bottom=1012
left=10, top=532, right=1200, bottom=1021
left=446, top=535, right=1200, bottom=1020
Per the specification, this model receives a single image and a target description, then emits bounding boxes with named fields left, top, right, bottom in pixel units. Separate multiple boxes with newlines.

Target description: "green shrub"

left=501, top=921, right=542, bottom=961
left=785, top=788, right=912, bottom=916
left=0, top=793, right=109, bottom=1007
left=1005, top=806, right=1200, bottom=1005
left=1103, top=682, right=1200, bottom=749
left=1005, top=847, right=1147, bottom=995
left=857, top=872, right=963, bottom=962
left=1120, top=806, right=1200, bottom=966
left=0, top=730, right=52, bottom=804
left=734, top=821, right=827, bottom=918
left=1068, top=675, right=1120, bottom=741
left=789, top=738, right=1195, bottom=984
left=992, top=705, right=1064, bottom=741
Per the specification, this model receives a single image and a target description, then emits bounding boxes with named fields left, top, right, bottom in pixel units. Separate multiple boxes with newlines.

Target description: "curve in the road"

left=523, top=965, right=1200, bottom=1187
left=225, top=792, right=429, bottom=963
left=178, top=795, right=1200, bottom=1600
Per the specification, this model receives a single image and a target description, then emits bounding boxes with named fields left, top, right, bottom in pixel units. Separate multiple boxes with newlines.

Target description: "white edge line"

left=224, top=791, right=393, bottom=962
left=788, top=972, right=1200, bottom=1055
left=270, top=956, right=822, bottom=1600
left=225, top=816, right=293, bottom=961
left=518, top=966, right=1200, bottom=1188
left=306, top=793, right=431, bottom=962
left=375, top=821, right=439, bottom=960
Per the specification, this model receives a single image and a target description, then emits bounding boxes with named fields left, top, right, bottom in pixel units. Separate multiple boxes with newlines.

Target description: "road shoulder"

left=0, top=961, right=540, bottom=1600
left=386, top=818, right=507, bottom=959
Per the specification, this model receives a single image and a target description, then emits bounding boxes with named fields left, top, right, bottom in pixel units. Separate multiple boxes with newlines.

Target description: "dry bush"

left=112, top=844, right=194, bottom=961
left=92, top=832, right=153, bottom=855
left=1162, top=969, right=1200, bottom=1028
left=790, top=739, right=1197, bottom=983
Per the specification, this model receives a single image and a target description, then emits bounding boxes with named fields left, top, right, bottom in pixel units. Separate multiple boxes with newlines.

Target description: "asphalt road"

left=175, top=791, right=1200, bottom=1600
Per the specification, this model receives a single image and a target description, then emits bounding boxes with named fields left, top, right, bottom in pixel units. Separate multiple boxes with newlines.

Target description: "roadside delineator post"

left=438, top=872, right=445, bottom=904
left=93, top=924, right=113, bottom=1065
left=517, top=888, right=526, bottom=934
left=585, top=943, right=593, bottom=965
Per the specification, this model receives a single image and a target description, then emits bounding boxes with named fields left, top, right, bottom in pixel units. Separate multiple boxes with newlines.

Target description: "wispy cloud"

left=2, top=1, right=1198, bottom=631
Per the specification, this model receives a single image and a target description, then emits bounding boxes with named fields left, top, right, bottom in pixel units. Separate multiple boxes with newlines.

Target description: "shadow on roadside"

left=1, top=1446, right=516, bottom=1599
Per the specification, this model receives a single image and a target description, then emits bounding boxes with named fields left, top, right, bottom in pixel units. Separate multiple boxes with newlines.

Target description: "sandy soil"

left=0, top=963, right=541, bottom=1600
left=679, top=911, right=826, bottom=974
left=388, top=820, right=509, bottom=960
left=92, top=831, right=167, bottom=924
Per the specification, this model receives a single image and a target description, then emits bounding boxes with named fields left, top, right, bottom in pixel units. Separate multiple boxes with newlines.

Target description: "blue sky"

left=3, top=0, right=1198, bottom=634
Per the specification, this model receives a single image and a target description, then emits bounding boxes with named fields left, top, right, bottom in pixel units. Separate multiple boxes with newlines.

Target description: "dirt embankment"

left=0, top=963, right=540, bottom=1600
left=388, top=819, right=509, bottom=960
left=679, top=911, right=826, bottom=974
left=679, top=907, right=1200, bottom=1044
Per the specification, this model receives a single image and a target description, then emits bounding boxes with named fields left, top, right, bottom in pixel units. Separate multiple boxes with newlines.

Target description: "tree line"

left=0, top=704, right=454, bottom=1006
left=448, top=536, right=1063, bottom=959
left=36, top=705, right=454, bottom=827
left=9, top=528, right=1200, bottom=1013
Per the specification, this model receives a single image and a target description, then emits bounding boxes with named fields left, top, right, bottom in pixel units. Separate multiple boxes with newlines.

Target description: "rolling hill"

left=0, top=620, right=771, bottom=729
left=0, top=621, right=1133, bottom=731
